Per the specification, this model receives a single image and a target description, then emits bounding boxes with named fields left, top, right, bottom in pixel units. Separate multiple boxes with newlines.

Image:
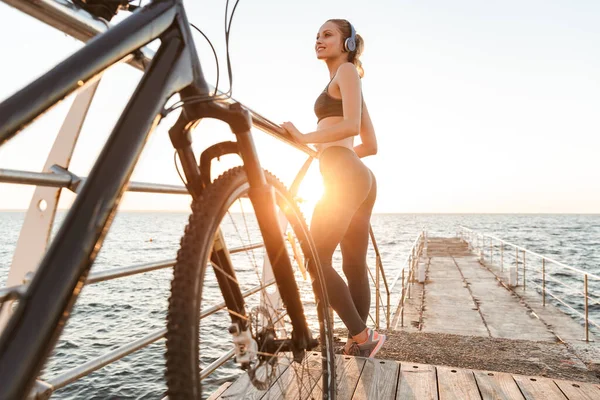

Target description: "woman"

left=282, top=19, right=384, bottom=358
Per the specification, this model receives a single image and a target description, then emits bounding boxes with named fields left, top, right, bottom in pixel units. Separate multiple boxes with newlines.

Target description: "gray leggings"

left=309, top=146, right=377, bottom=336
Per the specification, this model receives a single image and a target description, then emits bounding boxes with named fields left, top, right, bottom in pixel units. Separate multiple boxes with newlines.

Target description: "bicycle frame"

left=0, top=0, right=312, bottom=396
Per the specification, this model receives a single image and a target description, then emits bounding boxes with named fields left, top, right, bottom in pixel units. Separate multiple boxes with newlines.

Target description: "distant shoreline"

left=1, top=210, right=599, bottom=215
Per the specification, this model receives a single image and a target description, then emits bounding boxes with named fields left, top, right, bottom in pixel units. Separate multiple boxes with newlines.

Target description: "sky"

left=0, top=0, right=599, bottom=213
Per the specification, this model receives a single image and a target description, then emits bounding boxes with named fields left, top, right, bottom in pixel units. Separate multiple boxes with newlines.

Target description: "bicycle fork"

left=169, top=100, right=317, bottom=365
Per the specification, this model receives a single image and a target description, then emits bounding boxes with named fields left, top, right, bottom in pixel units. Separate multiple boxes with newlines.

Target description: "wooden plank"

left=262, top=352, right=324, bottom=399
left=310, top=355, right=366, bottom=400
left=554, top=379, right=600, bottom=400
left=352, top=358, right=399, bottom=400
left=437, top=365, right=481, bottom=400
left=335, top=355, right=367, bottom=400
left=473, top=370, right=525, bottom=400
left=217, top=356, right=291, bottom=399
left=209, top=382, right=232, bottom=400
left=397, top=362, right=438, bottom=400
left=513, top=375, right=568, bottom=400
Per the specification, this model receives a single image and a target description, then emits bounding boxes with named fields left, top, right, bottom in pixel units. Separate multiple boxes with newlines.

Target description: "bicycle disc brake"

left=246, top=306, right=278, bottom=390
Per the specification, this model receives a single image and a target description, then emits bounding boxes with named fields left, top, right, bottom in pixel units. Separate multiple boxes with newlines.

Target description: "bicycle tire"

left=165, top=167, right=336, bottom=399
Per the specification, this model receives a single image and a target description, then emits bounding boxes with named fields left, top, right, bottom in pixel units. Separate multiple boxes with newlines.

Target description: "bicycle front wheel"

left=165, top=167, right=336, bottom=399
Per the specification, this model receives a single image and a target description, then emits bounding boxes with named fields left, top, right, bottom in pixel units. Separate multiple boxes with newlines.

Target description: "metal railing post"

left=408, top=258, right=412, bottom=300
left=523, top=250, right=526, bottom=290
left=516, top=248, right=519, bottom=285
left=386, top=291, right=390, bottom=330
left=376, top=258, right=380, bottom=330
left=401, top=269, right=405, bottom=327
left=585, top=274, right=589, bottom=342
left=542, top=258, right=546, bottom=306
left=368, top=227, right=389, bottom=332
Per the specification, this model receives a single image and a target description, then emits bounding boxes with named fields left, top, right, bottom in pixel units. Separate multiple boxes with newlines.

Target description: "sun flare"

left=296, top=170, right=324, bottom=221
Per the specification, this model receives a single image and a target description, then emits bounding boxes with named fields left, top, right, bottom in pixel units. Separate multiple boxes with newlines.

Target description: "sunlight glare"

left=296, top=167, right=324, bottom=222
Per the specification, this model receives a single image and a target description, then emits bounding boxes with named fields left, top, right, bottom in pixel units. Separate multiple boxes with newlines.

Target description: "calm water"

left=1, top=212, right=599, bottom=398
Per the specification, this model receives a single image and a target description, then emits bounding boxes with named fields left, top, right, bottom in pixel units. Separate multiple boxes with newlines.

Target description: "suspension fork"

left=168, top=108, right=249, bottom=335
left=229, top=104, right=314, bottom=351
left=168, top=100, right=314, bottom=352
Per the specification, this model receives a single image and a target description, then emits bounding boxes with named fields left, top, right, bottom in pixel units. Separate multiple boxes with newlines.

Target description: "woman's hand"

left=281, top=121, right=306, bottom=144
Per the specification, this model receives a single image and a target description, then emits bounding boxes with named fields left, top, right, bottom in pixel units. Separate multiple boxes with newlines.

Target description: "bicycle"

left=0, top=0, right=337, bottom=398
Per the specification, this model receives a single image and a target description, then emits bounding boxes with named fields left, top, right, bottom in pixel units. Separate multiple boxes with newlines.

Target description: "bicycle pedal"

left=307, top=337, right=320, bottom=350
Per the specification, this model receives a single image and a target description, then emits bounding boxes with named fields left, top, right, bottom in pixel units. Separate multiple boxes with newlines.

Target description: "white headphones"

left=344, top=22, right=357, bottom=53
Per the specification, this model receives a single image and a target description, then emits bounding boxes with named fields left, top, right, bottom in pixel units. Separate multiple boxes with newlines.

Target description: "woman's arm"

left=282, top=63, right=362, bottom=144
left=354, top=99, right=377, bottom=157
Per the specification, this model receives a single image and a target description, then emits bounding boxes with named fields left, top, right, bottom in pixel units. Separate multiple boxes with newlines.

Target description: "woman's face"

left=315, top=21, right=344, bottom=60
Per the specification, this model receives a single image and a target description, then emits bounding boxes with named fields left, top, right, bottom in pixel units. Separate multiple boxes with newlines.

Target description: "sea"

left=1, top=212, right=599, bottom=399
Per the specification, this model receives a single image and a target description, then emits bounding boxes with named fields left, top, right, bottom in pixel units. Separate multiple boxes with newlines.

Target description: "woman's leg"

left=309, top=191, right=369, bottom=335
left=341, top=170, right=377, bottom=325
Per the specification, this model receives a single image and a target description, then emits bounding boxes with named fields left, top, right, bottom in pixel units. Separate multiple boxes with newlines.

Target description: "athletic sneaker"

left=335, top=340, right=358, bottom=356
left=356, top=328, right=386, bottom=358
left=342, top=342, right=361, bottom=356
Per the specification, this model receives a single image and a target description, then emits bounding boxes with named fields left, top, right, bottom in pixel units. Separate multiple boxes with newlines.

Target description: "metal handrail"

left=541, top=272, right=588, bottom=297
left=366, top=226, right=390, bottom=329
left=48, top=328, right=167, bottom=391
left=87, top=243, right=263, bottom=284
left=0, top=167, right=190, bottom=194
left=458, top=226, right=598, bottom=341
left=200, top=349, right=235, bottom=381
left=390, top=232, right=424, bottom=292
left=526, top=281, right=600, bottom=330
left=32, top=280, right=276, bottom=396
left=365, top=264, right=388, bottom=330
left=460, top=226, right=600, bottom=281
left=389, top=231, right=426, bottom=329
left=0, top=243, right=265, bottom=301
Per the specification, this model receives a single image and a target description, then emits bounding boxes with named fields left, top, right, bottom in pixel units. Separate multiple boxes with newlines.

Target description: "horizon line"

left=1, top=209, right=599, bottom=215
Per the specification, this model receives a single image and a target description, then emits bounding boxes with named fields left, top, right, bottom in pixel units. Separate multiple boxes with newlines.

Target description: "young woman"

left=282, top=19, right=384, bottom=358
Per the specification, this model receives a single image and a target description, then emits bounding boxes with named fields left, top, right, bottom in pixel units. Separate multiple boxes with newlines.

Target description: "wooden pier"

left=210, top=353, right=600, bottom=399
left=395, top=237, right=590, bottom=342
left=210, top=236, right=600, bottom=399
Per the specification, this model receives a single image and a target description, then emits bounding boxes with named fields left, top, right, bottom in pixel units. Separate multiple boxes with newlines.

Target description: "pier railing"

left=389, top=231, right=426, bottom=329
left=367, top=227, right=389, bottom=330
left=458, top=226, right=600, bottom=342
left=0, top=0, right=395, bottom=396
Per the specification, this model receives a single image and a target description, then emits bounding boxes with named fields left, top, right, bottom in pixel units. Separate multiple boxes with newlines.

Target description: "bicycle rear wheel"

left=165, top=167, right=336, bottom=399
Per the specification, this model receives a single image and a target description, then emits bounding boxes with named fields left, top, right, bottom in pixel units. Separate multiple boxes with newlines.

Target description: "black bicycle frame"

left=0, top=0, right=311, bottom=396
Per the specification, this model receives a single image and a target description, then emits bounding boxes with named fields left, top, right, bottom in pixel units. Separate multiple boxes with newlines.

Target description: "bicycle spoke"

left=166, top=167, right=335, bottom=398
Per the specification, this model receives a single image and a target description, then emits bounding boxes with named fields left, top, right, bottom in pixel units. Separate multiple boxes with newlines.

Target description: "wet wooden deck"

left=209, top=353, right=600, bottom=399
